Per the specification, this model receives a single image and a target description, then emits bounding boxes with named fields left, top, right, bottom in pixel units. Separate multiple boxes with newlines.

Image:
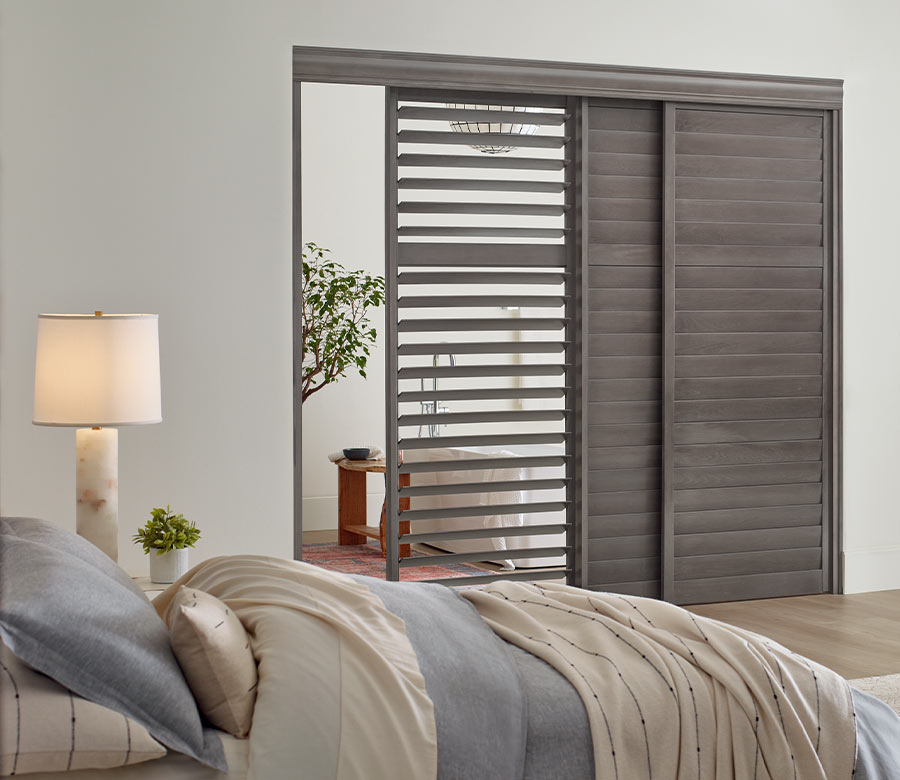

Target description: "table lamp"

left=33, top=312, right=161, bottom=562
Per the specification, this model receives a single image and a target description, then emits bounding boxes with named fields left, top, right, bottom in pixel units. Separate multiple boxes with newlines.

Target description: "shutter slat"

left=676, top=504, right=821, bottom=534
left=398, top=363, right=566, bottom=380
left=400, top=523, right=568, bottom=543
left=400, top=478, right=567, bottom=497
left=675, top=311, right=823, bottom=333
left=398, top=202, right=567, bottom=216
left=398, top=130, right=568, bottom=148
left=398, top=243, right=567, bottom=267
left=401, top=501, right=567, bottom=521
left=399, top=547, right=568, bottom=567
left=400, top=455, right=568, bottom=474
left=399, top=271, right=567, bottom=285
left=399, top=433, right=566, bottom=450
left=674, top=440, right=822, bottom=467
left=398, top=226, right=566, bottom=238
left=399, top=409, right=565, bottom=427
left=674, top=419, right=822, bottom=445
left=398, top=177, right=566, bottom=192
left=398, top=341, right=567, bottom=355
left=398, top=153, right=566, bottom=170
left=398, top=387, right=566, bottom=403
left=398, top=294, right=566, bottom=308
left=397, top=106, right=567, bottom=124
left=398, top=317, right=566, bottom=332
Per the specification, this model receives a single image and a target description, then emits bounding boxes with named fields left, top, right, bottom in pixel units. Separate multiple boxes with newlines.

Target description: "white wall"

left=1, top=0, right=898, bottom=591
left=300, top=83, right=387, bottom=531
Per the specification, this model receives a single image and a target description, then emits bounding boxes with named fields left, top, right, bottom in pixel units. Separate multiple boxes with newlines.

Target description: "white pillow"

left=165, top=587, right=258, bottom=738
left=0, top=643, right=166, bottom=775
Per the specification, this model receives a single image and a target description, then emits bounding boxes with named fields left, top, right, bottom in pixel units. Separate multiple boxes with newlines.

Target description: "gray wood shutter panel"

left=584, top=100, right=663, bottom=596
left=664, top=106, right=829, bottom=604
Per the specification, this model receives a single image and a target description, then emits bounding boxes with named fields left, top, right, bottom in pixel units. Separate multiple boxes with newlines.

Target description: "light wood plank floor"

left=689, top=591, right=900, bottom=679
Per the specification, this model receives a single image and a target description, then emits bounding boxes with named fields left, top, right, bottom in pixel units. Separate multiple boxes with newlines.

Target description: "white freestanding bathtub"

left=403, top=444, right=567, bottom=568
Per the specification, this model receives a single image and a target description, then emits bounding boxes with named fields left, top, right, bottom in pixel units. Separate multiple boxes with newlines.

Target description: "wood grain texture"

left=675, top=525, right=821, bottom=556
left=674, top=245, right=823, bottom=266
left=674, top=440, right=822, bottom=466
left=675, top=131, right=822, bottom=159
left=674, top=418, right=823, bottom=444
left=675, top=311, right=823, bottom=333
left=588, top=511, right=659, bottom=538
left=676, top=177, right=823, bottom=203
left=586, top=102, right=663, bottom=597
left=675, top=109, right=823, bottom=138
left=676, top=504, right=821, bottom=534
left=688, top=590, right=900, bottom=679
left=675, top=376, right=823, bottom=400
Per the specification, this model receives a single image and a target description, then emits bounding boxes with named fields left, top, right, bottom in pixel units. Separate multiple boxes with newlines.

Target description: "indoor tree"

left=301, top=242, right=385, bottom=403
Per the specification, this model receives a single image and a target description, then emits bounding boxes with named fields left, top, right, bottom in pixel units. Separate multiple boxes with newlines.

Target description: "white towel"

left=327, top=445, right=384, bottom=463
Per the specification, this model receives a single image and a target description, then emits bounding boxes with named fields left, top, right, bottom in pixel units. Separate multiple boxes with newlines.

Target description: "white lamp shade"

left=33, top=314, right=162, bottom=426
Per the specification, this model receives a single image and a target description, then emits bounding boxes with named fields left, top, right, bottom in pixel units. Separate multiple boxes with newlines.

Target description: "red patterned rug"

left=302, top=540, right=485, bottom=581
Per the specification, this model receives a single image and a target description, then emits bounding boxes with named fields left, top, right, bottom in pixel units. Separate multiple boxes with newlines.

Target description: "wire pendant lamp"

left=447, top=104, right=538, bottom=154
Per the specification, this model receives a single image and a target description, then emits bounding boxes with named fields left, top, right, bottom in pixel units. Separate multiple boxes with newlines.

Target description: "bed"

left=2, top=516, right=900, bottom=780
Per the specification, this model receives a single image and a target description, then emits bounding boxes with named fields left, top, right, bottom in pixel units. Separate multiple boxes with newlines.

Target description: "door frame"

left=291, top=46, right=843, bottom=591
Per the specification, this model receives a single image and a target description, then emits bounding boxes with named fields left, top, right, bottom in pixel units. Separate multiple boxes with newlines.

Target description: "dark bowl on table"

left=343, top=448, right=371, bottom=461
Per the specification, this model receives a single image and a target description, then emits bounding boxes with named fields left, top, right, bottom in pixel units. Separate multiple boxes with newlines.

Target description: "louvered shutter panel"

left=665, top=106, right=829, bottom=604
left=385, top=88, right=579, bottom=583
left=584, top=100, right=663, bottom=596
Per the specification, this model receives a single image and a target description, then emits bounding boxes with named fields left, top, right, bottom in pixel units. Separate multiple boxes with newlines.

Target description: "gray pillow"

left=0, top=517, right=225, bottom=770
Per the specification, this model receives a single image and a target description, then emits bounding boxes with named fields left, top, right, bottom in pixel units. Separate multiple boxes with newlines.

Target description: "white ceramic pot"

left=149, top=548, right=190, bottom=584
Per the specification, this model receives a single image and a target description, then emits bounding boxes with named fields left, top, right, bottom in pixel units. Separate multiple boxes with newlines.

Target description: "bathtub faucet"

left=418, top=349, right=456, bottom=438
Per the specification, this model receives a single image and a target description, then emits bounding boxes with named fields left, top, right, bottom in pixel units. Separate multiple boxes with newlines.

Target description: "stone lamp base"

left=75, top=427, right=118, bottom=561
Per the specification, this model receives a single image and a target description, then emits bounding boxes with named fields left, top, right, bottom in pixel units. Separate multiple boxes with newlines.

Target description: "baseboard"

left=301, top=493, right=385, bottom=532
left=843, top=546, right=900, bottom=593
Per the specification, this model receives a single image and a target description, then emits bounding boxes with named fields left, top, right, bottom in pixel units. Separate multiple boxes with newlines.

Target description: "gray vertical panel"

left=568, top=96, right=584, bottom=586
left=585, top=99, right=663, bottom=598
left=292, top=81, right=304, bottom=560
left=820, top=111, right=832, bottom=592
left=576, top=98, right=590, bottom=587
left=831, top=108, right=843, bottom=592
left=671, top=104, right=827, bottom=605
left=385, top=88, right=400, bottom=581
left=661, top=104, right=676, bottom=600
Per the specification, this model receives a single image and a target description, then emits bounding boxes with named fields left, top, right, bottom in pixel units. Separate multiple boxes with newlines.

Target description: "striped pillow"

left=0, top=644, right=166, bottom=775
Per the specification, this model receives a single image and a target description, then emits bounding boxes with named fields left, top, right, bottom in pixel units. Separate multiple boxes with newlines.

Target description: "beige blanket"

left=154, top=556, right=436, bottom=780
left=462, top=581, right=856, bottom=780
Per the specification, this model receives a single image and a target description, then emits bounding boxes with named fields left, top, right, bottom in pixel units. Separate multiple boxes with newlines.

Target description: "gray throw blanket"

left=359, top=576, right=900, bottom=780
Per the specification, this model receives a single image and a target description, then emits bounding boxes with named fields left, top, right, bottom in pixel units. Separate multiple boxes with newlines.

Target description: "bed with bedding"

left=2, top=516, right=900, bottom=780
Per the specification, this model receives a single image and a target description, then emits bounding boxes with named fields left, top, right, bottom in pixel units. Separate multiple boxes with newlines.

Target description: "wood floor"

left=302, top=532, right=900, bottom=680
left=688, top=590, right=900, bottom=679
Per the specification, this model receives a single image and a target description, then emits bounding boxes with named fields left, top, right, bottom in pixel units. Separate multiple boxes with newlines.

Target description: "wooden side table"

left=335, top=458, right=410, bottom=558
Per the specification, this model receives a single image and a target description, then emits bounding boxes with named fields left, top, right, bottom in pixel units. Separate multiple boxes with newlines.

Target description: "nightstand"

left=132, top=576, right=166, bottom=601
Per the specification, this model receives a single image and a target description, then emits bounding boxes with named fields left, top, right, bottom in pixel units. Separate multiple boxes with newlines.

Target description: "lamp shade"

left=33, top=314, right=161, bottom=426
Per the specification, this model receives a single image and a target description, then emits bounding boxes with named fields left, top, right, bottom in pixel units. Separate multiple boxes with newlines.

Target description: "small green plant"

left=132, top=506, right=201, bottom=556
left=301, top=242, right=385, bottom=402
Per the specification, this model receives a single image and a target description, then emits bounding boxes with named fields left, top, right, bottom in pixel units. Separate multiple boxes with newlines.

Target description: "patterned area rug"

left=302, top=541, right=485, bottom=581
left=850, top=674, right=900, bottom=716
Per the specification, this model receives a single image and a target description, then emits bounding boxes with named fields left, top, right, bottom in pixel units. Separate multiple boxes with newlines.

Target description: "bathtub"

left=403, top=444, right=567, bottom=569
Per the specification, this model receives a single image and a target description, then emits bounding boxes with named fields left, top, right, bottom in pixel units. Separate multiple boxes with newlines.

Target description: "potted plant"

left=301, top=242, right=385, bottom=403
left=133, top=505, right=201, bottom=584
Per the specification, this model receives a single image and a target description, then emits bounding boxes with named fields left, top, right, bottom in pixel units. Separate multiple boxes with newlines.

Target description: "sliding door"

left=664, top=106, right=831, bottom=604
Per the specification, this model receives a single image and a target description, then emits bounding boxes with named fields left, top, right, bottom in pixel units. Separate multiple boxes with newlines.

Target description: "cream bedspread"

left=153, top=556, right=436, bottom=780
left=462, top=581, right=856, bottom=780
